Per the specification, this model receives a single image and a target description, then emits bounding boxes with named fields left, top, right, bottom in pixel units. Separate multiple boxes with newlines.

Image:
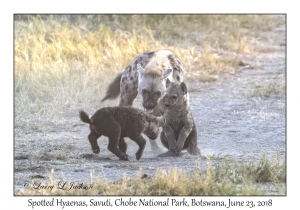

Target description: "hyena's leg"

left=119, top=74, right=138, bottom=106
left=130, top=134, right=146, bottom=160
left=160, top=130, right=169, bottom=149
left=158, top=131, right=182, bottom=157
left=118, top=137, right=127, bottom=154
left=107, top=124, right=129, bottom=161
left=186, top=129, right=200, bottom=156
left=88, top=128, right=101, bottom=154
left=175, top=125, right=193, bottom=153
left=164, top=124, right=177, bottom=153
left=119, top=90, right=138, bottom=106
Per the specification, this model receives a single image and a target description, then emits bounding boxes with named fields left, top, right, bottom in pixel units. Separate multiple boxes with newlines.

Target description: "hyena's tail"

left=101, top=72, right=122, bottom=102
left=79, top=110, right=93, bottom=124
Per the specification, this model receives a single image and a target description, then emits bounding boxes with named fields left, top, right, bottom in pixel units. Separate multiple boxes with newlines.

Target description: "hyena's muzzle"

left=141, top=90, right=161, bottom=112
left=137, top=64, right=173, bottom=113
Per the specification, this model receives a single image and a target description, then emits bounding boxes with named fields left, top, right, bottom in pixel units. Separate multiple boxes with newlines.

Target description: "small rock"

left=30, top=175, right=45, bottom=179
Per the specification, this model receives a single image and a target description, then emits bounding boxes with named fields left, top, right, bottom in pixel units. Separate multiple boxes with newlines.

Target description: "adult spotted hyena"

left=101, top=50, right=185, bottom=153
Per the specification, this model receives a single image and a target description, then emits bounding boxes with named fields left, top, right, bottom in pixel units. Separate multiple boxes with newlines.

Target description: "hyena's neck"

left=165, top=99, right=190, bottom=117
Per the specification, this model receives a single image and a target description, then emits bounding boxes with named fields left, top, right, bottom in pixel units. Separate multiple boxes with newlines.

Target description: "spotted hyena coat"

left=101, top=50, right=185, bottom=152
left=102, top=50, right=185, bottom=109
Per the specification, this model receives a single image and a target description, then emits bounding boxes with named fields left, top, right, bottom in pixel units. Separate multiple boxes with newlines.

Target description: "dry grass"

left=247, top=77, right=286, bottom=98
left=15, top=155, right=285, bottom=196
left=14, top=14, right=284, bottom=121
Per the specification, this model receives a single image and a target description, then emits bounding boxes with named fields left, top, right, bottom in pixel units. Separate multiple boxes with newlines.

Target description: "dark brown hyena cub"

left=79, top=107, right=164, bottom=161
left=159, top=79, right=200, bottom=157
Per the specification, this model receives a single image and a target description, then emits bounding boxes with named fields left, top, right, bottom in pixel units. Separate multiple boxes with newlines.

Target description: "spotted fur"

left=102, top=50, right=185, bottom=108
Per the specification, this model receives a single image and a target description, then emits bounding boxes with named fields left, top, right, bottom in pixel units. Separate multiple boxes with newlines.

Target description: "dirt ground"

left=14, top=20, right=286, bottom=194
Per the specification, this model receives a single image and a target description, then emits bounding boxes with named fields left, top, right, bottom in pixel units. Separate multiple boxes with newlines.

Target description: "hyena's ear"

left=137, top=64, right=145, bottom=76
left=180, top=82, right=187, bottom=95
left=163, top=69, right=172, bottom=79
left=166, top=78, right=171, bottom=88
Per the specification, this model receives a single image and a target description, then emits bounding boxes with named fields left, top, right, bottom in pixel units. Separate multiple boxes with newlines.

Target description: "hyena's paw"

left=169, top=143, right=177, bottom=154
left=187, top=145, right=201, bottom=156
left=119, top=153, right=129, bottom=161
left=174, top=145, right=184, bottom=154
left=191, top=147, right=201, bottom=156
left=135, top=151, right=144, bottom=161
left=157, top=150, right=182, bottom=157
left=92, top=146, right=100, bottom=154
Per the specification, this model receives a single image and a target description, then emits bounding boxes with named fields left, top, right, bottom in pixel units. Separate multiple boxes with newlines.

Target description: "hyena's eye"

left=172, top=95, right=177, bottom=100
left=156, top=91, right=161, bottom=97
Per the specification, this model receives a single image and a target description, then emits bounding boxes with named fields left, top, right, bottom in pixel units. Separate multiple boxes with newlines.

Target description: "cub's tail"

left=79, top=110, right=93, bottom=124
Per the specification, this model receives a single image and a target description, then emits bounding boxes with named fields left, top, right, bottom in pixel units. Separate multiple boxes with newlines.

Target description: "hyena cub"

left=79, top=107, right=164, bottom=161
left=159, top=79, right=200, bottom=156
